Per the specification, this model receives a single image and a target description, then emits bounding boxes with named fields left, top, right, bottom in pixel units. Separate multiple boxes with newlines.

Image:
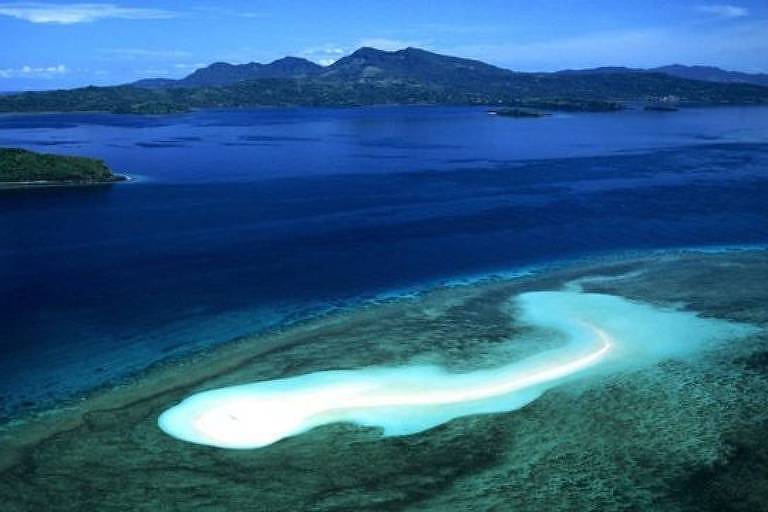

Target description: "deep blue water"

left=1, top=106, right=767, bottom=418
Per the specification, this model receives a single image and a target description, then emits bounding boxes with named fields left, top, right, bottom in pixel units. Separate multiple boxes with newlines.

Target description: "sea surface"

left=1, top=105, right=767, bottom=419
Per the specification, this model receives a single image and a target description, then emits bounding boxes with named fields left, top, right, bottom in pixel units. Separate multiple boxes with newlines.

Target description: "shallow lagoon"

left=1, top=249, right=767, bottom=511
left=158, top=289, right=753, bottom=450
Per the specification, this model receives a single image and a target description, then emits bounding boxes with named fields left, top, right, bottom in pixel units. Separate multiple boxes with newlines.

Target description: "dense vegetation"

left=0, top=147, right=122, bottom=184
left=133, top=57, right=325, bottom=88
left=511, top=99, right=624, bottom=112
left=653, top=65, right=768, bottom=87
left=1, top=47, right=767, bottom=114
left=0, top=86, right=188, bottom=114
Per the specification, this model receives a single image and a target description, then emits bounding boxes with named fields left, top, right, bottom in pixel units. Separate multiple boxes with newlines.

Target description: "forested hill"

left=1, top=47, right=767, bottom=114
left=0, top=148, right=123, bottom=185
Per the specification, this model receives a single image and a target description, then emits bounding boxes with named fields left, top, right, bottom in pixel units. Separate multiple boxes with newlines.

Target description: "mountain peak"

left=207, top=62, right=243, bottom=69
left=264, top=56, right=324, bottom=74
left=270, top=56, right=315, bottom=65
left=321, top=46, right=513, bottom=85
left=133, top=56, right=323, bottom=88
left=399, top=46, right=428, bottom=54
left=347, top=47, right=389, bottom=58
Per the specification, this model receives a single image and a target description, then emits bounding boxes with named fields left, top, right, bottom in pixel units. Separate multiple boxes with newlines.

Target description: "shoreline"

left=0, top=173, right=130, bottom=189
left=2, top=244, right=766, bottom=471
left=1, top=103, right=767, bottom=118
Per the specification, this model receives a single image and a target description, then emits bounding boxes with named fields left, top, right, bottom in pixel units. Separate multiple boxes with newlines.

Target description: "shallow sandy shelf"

left=2, top=248, right=767, bottom=511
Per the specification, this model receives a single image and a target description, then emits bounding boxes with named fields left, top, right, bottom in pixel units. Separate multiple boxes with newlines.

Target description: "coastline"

left=0, top=173, right=130, bottom=189
left=2, top=244, right=766, bottom=472
left=1, top=102, right=767, bottom=118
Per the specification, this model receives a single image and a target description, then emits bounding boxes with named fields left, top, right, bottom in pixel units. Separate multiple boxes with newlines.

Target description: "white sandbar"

left=158, top=290, right=749, bottom=449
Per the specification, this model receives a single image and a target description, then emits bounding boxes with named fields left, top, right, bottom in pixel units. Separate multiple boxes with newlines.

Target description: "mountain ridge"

left=654, top=64, right=768, bottom=87
left=133, top=56, right=324, bottom=88
left=135, top=48, right=768, bottom=89
left=2, top=47, right=767, bottom=114
left=555, top=64, right=768, bottom=87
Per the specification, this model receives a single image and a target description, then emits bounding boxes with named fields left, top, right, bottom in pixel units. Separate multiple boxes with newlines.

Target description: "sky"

left=1, top=0, right=767, bottom=91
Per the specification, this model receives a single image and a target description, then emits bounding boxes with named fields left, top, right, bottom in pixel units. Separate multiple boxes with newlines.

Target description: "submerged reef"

left=159, top=290, right=752, bottom=450
left=1, top=249, right=767, bottom=511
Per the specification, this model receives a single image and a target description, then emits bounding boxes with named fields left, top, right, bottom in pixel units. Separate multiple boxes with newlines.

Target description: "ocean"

left=1, top=105, right=767, bottom=419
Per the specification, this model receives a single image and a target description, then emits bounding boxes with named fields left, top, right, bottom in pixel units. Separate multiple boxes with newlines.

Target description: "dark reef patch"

left=672, top=421, right=768, bottom=512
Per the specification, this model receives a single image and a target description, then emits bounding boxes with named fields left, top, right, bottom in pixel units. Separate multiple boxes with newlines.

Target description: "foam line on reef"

left=158, top=290, right=755, bottom=449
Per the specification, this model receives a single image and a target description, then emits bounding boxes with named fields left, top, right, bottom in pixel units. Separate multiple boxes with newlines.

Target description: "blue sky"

left=1, top=1, right=767, bottom=90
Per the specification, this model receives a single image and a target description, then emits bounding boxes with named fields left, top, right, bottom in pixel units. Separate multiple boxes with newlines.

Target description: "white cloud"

left=131, top=62, right=205, bottom=78
left=0, top=64, right=67, bottom=78
left=301, top=44, right=347, bottom=65
left=696, top=4, right=749, bottom=18
left=189, top=6, right=267, bottom=20
left=0, top=2, right=178, bottom=24
left=173, top=62, right=205, bottom=70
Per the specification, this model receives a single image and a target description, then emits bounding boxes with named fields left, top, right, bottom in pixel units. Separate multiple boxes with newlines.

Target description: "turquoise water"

left=158, top=289, right=756, bottom=449
left=1, top=106, right=767, bottom=419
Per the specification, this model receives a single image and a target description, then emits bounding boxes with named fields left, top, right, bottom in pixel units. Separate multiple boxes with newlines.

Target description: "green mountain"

left=557, top=64, right=768, bottom=87
left=319, top=47, right=518, bottom=84
left=1, top=47, right=767, bottom=114
left=653, top=65, right=768, bottom=87
left=134, top=56, right=324, bottom=88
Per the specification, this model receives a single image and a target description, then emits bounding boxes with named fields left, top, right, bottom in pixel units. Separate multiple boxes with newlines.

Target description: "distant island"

left=1, top=47, right=767, bottom=114
left=644, top=104, right=680, bottom=112
left=0, top=148, right=124, bottom=187
left=488, top=108, right=550, bottom=118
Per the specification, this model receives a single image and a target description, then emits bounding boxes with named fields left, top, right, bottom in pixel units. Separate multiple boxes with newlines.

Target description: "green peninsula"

left=0, top=148, right=124, bottom=186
